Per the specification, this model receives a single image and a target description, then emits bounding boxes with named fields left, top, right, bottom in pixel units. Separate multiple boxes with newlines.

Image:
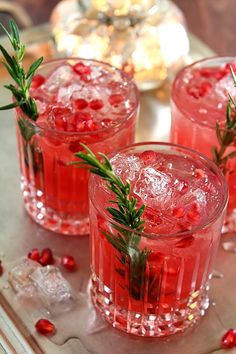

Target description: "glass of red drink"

left=170, top=57, right=236, bottom=232
left=16, top=58, right=139, bottom=235
left=89, top=142, right=227, bottom=337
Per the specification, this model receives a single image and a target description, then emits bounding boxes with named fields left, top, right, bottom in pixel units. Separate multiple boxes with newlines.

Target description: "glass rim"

left=18, top=57, right=140, bottom=137
left=89, top=141, right=228, bottom=239
left=171, top=55, right=236, bottom=131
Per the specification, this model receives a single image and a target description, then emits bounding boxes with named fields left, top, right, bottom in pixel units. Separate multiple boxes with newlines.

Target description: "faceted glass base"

left=91, top=273, right=209, bottom=337
left=21, top=178, right=89, bottom=236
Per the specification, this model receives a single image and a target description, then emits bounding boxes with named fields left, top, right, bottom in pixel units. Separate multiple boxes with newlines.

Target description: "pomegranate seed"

left=199, top=68, right=213, bottom=78
left=108, top=94, right=123, bottom=106
left=140, top=150, right=157, bottom=165
left=215, top=69, right=227, bottom=80
left=221, top=329, right=236, bottom=349
left=35, top=319, right=56, bottom=336
left=74, top=98, right=88, bottom=110
left=187, top=210, right=200, bottom=222
left=39, top=248, right=54, bottom=266
left=199, top=81, right=212, bottom=96
left=175, top=235, right=194, bottom=248
left=53, top=107, right=71, bottom=131
left=61, top=255, right=76, bottom=271
left=172, top=207, right=185, bottom=218
left=73, top=62, right=91, bottom=76
left=28, top=248, right=40, bottom=262
left=89, top=99, right=104, bottom=110
left=31, top=74, right=45, bottom=89
left=148, top=251, right=164, bottom=262
left=0, top=260, right=3, bottom=276
left=186, top=86, right=200, bottom=99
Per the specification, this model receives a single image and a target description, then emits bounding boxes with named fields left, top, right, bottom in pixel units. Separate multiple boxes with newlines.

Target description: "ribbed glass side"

left=16, top=110, right=137, bottom=235
left=89, top=202, right=222, bottom=337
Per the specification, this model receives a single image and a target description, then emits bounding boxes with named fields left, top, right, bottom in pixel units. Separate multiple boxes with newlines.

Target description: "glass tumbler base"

left=91, top=273, right=209, bottom=337
left=21, top=178, right=89, bottom=236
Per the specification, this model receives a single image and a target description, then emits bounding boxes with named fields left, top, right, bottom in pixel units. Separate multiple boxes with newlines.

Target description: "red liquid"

left=171, top=58, right=236, bottom=230
left=89, top=144, right=227, bottom=336
left=16, top=59, right=139, bottom=235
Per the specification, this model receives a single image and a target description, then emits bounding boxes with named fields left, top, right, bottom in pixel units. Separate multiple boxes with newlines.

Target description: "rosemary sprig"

left=212, top=67, right=236, bottom=174
left=73, top=144, right=151, bottom=300
left=0, top=19, right=43, bottom=121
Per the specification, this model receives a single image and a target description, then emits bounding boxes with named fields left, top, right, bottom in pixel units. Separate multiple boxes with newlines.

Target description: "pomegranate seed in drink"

left=19, top=58, right=139, bottom=235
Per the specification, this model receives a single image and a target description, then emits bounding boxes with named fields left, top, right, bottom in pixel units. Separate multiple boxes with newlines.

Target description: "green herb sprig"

left=0, top=19, right=43, bottom=120
left=73, top=144, right=151, bottom=300
left=212, top=67, right=236, bottom=174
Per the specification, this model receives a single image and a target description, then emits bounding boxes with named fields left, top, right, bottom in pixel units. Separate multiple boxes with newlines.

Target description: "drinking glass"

left=16, top=58, right=139, bottom=235
left=89, top=142, right=227, bottom=337
left=171, top=57, right=236, bottom=232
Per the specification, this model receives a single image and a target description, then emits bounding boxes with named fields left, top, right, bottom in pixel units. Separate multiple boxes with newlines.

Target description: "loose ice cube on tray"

left=30, top=265, right=75, bottom=314
left=8, top=257, right=41, bottom=298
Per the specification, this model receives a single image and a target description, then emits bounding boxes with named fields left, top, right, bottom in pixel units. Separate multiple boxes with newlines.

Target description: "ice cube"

left=58, top=83, right=82, bottom=105
left=42, top=64, right=75, bottom=93
left=215, top=75, right=236, bottom=101
left=30, top=266, right=75, bottom=314
left=134, top=166, right=171, bottom=204
left=8, top=257, right=40, bottom=298
left=111, top=153, right=142, bottom=181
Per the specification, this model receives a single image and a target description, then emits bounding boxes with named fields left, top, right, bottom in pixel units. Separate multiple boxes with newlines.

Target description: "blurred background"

left=0, top=0, right=235, bottom=55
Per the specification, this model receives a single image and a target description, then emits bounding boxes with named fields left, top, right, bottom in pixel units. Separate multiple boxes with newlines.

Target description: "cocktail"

left=81, top=142, right=227, bottom=337
left=13, top=58, right=139, bottom=235
left=171, top=57, right=236, bottom=231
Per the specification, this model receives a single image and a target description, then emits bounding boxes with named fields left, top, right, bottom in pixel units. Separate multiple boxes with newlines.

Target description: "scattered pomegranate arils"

left=35, top=319, right=56, bottom=336
left=74, top=98, right=88, bottom=110
left=0, top=260, right=3, bottom=276
left=68, top=141, right=80, bottom=153
left=73, top=62, right=91, bottom=76
left=172, top=207, right=185, bottom=218
left=186, top=86, right=201, bottom=99
left=60, top=255, right=76, bottom=271
left=175, top=235, right=194, bottom=248
left=39, top=248, right=54, bottom=266
left=187, top=210, right=200, bottom=222
left=31, top=74, right=46, bottom=89
left=89, top=99, right=104, bottom=110
left=28, top=248, right=40, bottom=262
left=221, top=329, right=236, bottom=349
left=108, top=94, right=124, bottom=106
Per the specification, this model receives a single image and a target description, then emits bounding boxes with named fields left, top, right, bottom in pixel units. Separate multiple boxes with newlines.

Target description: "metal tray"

left=1, top=24, right=234, bottom=354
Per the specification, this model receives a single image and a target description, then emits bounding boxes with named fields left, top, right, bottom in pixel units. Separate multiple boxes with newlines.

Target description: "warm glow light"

left=159, top=23, right=189, bottom=65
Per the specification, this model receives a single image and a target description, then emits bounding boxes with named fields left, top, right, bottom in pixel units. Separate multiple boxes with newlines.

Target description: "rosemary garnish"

left=73, top=144, right=151, bottom=300
left=212, top=67, right=236, bottom=174
left=0, top=19, right=43, bottom=120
